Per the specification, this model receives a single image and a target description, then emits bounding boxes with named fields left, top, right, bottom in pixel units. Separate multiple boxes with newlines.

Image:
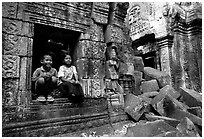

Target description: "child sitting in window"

left=32, top=53, right=58, bottom=102
left=58, top=52, right=84, bottom=103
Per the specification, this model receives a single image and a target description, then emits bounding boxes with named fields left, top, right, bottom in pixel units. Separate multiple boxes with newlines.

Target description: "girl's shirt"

left=58, top=65, right=77, bottom=84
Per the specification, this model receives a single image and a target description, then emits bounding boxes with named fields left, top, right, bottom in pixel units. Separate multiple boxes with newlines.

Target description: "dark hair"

left=40, top=51, right=54, bottom=62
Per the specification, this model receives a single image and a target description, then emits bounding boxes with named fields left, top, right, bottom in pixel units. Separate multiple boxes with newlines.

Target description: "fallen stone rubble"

left=124, top=67, right=202, bottom=137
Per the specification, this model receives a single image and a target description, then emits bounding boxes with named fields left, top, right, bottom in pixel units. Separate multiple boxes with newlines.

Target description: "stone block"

left=132, top=71, right=143, bottom=96
left=92, top=2, right=109, bottom=24
left=187, top=107, right=202, bottom=118
left=176, top=117, right=200, bottom=137
left=75, top=40, right=106, bottom=60
left=75, top=58, right=89, bottom=79
left=151, top=85, right=180, bottom=106
left=81, top=79, right=105, bottom=98
left=2, top=2, right=17, bottom=18
left=105, top=25, right=125, bottom=44
left=79, top=21, right=105, bottom=42
left=140, top=79, right=159, bottom=93
left=169, top=109, right=202, bottom=126
left=125, top=120, right=179, bottom=137
left=124, top=93, right=151, bottom=121
left=2, top=79, right=19, bottom=107
left=76, top=58, right=105, bottom=79
left=141, top=91, right=159, bottom=98
left=3, top=33, right=33, bottom=56
left=152, top=93, right=188, bottom=117
left=144, top=67, right=171, bottom=88
left=179, top=87, right=202, bottom=107
left=132, top=56, right=144, bottom=72
left=2, top=55, right=20, bottom=78
left=2, top=18, right=33, bottom=37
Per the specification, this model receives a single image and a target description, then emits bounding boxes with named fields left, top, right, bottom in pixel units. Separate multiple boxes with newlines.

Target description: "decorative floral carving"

left=2, top=55, right=20, bottom=78
left=2, top=33, right=19, bottom=55
left=2, top=2, right=17, bottom=18
left=2, top=79, right=19, bottom=106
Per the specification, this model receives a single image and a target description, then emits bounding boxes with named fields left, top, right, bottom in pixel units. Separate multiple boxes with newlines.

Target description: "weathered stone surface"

left=17, top=2, right=91, bottom=32
left=79, top=21, right=105, bottom=42
left=179, top=87, right=202, bottom=108
left=152, top=92, right=189, bottom=117
left=141, top=91, right=159, bottom=98
left=187, top=107, right=202, bottom=118
left=3, top=33, right=33, bottom=56
left=169, top=109, right=202, bottom=126
left=75, top=58, right=105, bottom=80
left=75, top=40, right=106, bottom=60
left=124, top=93, right=151, bottom=121
left=176, top=117, right=200, bottom=137
left=144, top=67, right=171, bottom=88
left=2, top=79, right=19, bottom=107
left=2, top=55, right=20, bottom=78
left=92, top=2, right=109, bottom=24
left=132, top=71, right=143, bottom=96
left=2, top=18, right=33, bottom=37
left=2, top=2, right=17, bottom=18
left=151, top=85, right=180, bottom=106
left=125, top=120, right=179, bottom=137
left=132, top=56, right=144, bottom=72
left=140, top=79, right=159, bottom=93
left=105, top=25, right=125, bottom=44
left=81, top=79, right=105, bottom=98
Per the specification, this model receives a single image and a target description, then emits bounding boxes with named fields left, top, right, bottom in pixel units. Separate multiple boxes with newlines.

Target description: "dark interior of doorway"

left=32, top=24, right=81, bottom=99
left=141, top=51, right=156, bottom=69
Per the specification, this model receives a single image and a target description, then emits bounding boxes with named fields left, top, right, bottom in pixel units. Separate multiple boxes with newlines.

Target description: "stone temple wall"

left=128, top=2, right=202, bottom=93
left=2, top=2, right=131, bottom=116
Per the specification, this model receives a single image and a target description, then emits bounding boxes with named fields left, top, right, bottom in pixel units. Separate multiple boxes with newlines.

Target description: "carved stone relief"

left=105, top=25, right=125, bottom=44
left=92, top=2, right=109, bottom=24
left=2, top=2, right=17, bottom=18
left=2, top=79, right=19, bottom=107
left=2, top=18, right=33, bottom=37
left=3, top=33, right=33, bottom=56
left=2, top=55, right=20, bottom=78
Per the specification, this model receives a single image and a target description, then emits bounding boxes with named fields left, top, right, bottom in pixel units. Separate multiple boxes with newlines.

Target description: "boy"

left=32, top=53, right=58, bottom=102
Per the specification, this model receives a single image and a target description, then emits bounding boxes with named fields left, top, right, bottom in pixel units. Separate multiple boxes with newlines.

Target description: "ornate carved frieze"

left=17, top=2, right=91, bottom=32
left=2, top=55, right=20, bottom=78
left=2, top=2, right=17, bottom=18
left=2, top=18, right=33, bottom=37
left=2, top=79, right=19, bottom=107
left=3, top=33, right=33, bottom=56
left=92, top=2, right=109, bottom=24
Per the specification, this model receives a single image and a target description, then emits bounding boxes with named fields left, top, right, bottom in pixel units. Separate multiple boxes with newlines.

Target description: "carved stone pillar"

left=156, top=35, right=173, bottom=86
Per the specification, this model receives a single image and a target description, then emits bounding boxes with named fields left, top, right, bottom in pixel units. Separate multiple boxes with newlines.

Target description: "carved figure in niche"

left=58, top=51, right=84, bottom=103
left=105, top=43, right=124, bottom=105
left=32, top=52, right=58, bottom=102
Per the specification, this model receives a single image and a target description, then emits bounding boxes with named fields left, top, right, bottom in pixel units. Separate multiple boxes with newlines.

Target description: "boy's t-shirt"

left=32, top=66, right=58, bottom=82
left=58, top=65, right=77, bottom=84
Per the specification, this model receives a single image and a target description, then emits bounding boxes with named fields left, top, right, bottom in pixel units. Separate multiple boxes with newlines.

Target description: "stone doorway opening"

left=32, top=24, right=81, bottom=99
left=141, top=51, right=157, bottom=69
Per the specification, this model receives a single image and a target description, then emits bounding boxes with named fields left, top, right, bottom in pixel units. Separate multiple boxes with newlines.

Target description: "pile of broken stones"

left=123, top=67, right=202, bottom=137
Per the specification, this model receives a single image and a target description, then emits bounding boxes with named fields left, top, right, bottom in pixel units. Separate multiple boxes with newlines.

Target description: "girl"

left=58, top=52, right=84, bottom=103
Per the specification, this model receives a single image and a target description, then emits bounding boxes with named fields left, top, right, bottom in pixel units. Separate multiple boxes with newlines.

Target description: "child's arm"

left=32, top=68, right=41, bottom=82
left=73, top=66, right=79, bottom=84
